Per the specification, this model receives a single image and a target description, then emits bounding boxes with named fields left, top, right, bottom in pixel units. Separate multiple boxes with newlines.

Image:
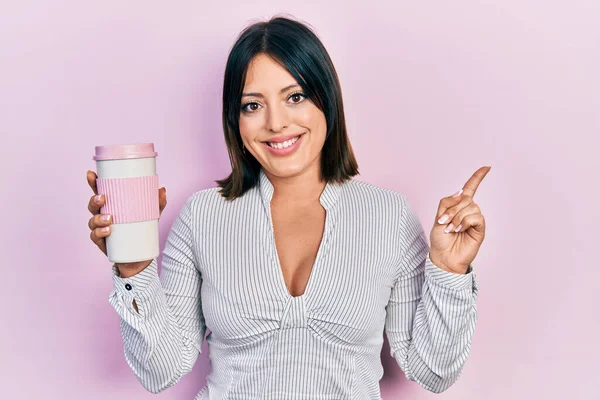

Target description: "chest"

left=198, top=192, right=400, bottom=347
left=271, top=201, right=325, bottom=297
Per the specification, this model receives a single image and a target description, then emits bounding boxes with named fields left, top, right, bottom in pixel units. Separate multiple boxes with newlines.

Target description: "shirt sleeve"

left=384, top=195, right=479, bottom=393
left=108, top=193, right=206, bottom=394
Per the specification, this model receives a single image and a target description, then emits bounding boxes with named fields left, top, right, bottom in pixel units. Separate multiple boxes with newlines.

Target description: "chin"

left=262, top=159, right=311, bottom=178
left=267, top=164, right=305, bottom=178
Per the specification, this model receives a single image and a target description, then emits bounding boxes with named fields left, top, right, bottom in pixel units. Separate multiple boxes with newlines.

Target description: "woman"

left=86, top=16, right=489, bottom=399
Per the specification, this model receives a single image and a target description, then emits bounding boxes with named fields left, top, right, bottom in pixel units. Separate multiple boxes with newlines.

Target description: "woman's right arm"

left=86, top=171, right=206, bottom=394
left=109, top=194, right=206, bottom=393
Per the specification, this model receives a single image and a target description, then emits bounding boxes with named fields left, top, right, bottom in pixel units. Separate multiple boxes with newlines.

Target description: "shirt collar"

left=258, top=167, right=343, bottom=211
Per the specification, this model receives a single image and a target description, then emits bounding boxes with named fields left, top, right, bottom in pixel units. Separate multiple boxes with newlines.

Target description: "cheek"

left=296, top=105, right=327, bottom=136
left=312, top=112, right=328, bottom=144
left=238, top=115, right=261, bottom=141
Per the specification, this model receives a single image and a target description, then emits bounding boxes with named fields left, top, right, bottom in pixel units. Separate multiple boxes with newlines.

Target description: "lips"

left=262, top=133, right=304, bottom=144
left=261, top=133, right=303, bottom=155
left=265, top=135, right=300, bottom=148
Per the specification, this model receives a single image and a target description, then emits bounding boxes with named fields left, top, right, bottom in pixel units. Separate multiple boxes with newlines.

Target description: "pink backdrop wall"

left=2, top=1, right=598, bottom=399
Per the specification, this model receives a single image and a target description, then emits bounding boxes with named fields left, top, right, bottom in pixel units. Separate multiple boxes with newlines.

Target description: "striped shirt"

left=108, top=167, right=478, bottom=399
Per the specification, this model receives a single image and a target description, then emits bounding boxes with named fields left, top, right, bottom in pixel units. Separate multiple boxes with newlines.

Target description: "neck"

left=264, top=164, right=326, bottom=206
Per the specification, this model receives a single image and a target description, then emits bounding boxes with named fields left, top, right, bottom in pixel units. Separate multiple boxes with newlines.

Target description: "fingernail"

left=101, top=214, right=111, bottom=221
left=452, top=189, right=463, bottom=198
left=101, top=227, right=109, bottom=232
left=444, top=223, right=454, bottom=233
left=95, top=195, right=102, bottom=203
left=454, top=224, right=462, bottom=232
left=438, top=214, right=449, bottom=224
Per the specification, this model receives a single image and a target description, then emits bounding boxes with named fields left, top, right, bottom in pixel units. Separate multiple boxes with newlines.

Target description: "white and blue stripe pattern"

left=108, top=167, right=478, bottom=399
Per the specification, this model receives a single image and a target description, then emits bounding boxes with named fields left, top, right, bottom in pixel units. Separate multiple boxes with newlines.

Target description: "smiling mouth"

left=264, top=135, right=302, bottom=149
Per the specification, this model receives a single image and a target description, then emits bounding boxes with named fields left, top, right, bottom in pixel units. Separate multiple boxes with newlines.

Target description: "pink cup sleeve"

left=96, top=175, right=160, bottom=224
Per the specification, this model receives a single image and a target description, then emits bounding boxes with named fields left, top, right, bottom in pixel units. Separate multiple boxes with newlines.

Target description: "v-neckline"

left=271, top=206, right=329, bottom=299
left=257, top=168, right=343, bottom=300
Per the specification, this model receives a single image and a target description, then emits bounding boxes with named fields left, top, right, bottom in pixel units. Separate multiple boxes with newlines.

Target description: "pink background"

left=2, top=1, right=598, bottom=399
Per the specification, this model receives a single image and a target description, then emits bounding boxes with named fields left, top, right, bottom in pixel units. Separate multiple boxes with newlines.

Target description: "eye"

left=288, top=92, right=306, bottom=104
left=241, top=102, right=261, bottom=113
left=241, top=92, right=306, bottom=114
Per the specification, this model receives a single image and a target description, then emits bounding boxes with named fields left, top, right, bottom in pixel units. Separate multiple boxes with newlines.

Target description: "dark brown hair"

left=216, top=15, right=359, bottom=200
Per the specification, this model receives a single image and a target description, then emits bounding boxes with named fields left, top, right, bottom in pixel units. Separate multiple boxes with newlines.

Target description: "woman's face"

left=239, top=53, right=327, bottom=179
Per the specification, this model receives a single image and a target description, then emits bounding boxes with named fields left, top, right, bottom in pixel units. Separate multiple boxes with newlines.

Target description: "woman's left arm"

left=384, top=166, right=490, bottom=393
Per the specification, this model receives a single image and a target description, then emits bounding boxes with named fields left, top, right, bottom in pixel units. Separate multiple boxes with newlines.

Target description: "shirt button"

left=125, top=283, right=132, bottom=291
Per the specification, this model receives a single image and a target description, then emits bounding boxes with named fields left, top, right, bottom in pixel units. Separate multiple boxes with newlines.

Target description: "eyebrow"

left=242, top=84, right=301, bottom=98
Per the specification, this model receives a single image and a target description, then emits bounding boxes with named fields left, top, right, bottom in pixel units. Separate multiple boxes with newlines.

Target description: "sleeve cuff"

left=425, top=252, right=476, bottom=291
left=111, top=258, right=159, bottom=299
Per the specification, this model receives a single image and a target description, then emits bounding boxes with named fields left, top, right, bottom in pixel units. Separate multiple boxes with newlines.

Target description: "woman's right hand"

left=86, top=170, right=167, bottom=276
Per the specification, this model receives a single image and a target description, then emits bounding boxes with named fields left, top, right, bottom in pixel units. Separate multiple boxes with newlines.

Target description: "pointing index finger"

left=461, top=166, right=491, bottom=197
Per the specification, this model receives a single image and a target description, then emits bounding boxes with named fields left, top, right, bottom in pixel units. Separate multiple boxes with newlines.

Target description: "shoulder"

left=183, top=185, right=258, bottom=217
left=185, top=186, right=235, bottom=212
left=343, top=178, right=408, bottom=212
left=337, top=178, right=414, bottom=233
left=343, top=180, right=428, bottom=243
left=187, top=186, right=223, bottom=205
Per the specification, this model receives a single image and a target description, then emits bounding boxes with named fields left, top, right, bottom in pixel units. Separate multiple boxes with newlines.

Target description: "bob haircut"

left=216, top=15, right=359, bottom=200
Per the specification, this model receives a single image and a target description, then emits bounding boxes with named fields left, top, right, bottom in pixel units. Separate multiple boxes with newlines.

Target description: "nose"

left=265, top=102, right=289, bottom=133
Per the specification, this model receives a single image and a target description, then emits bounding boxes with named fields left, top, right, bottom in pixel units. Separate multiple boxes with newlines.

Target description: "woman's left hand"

left=429, top=166, right=491, bottom=274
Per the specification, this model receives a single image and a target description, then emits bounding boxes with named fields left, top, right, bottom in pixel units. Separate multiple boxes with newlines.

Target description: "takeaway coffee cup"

left=92, top=143, right=160, bottom=263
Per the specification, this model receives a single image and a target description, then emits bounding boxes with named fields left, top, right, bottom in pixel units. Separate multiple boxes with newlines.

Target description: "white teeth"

left=268, top=136, right=299, bottom=149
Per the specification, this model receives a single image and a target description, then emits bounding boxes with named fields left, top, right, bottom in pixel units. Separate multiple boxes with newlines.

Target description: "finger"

left=159, top=187, right=167, bottom=215
left=436, top=194, right=471, bottom=225
left=90, top=226, right=110, bottom=255
left=454, top=213, right=486, bottom=238
left=88, top=213, right=112, bottom=230
left=462, top=166, right=491, bottom=198
left=88, top=193, right=105, bottom=215
left=87, top=170, right=99, bottom=195
left=445, top=202, right=481, bottom=233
